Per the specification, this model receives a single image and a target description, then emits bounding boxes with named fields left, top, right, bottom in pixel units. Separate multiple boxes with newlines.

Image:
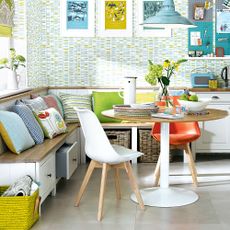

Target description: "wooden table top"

left=102, top=109, right=228, bottom=123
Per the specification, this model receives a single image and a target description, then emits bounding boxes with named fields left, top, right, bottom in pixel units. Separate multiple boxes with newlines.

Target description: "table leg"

left=131, top=122, right=199, bottom=207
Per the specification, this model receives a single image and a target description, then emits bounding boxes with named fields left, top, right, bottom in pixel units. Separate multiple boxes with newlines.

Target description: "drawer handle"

left=47, top=173, right=52, bottom=177
left=72, top=158, right=77, bottom=162
left=212, top=96, right=220, bottom=99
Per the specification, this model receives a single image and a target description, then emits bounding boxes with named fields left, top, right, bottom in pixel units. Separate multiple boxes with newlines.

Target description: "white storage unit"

left=193, top=92, right=230, bottom=155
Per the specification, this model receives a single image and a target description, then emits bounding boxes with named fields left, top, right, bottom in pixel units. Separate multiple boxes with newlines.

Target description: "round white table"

left=102, top=109, right=228, bottom=207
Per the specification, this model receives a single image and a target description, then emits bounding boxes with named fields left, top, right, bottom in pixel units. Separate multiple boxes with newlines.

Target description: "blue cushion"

left=11, top=105, right=44, bottom=144
left=0, top=111, right=35, bottom=154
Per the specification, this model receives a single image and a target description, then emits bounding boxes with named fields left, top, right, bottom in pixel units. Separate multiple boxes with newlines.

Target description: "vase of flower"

left=145, top=59, right=187, bottom=107
left=0, top=48, right=26, bottom=90
left=7, top=70, right=18, bottom=90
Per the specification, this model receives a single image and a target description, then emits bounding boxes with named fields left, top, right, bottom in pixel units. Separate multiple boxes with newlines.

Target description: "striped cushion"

left=59, top=93, right=92, bottom=123
left=20, top=97, right=48, bottom=113
left=11, top=105, right=44, bottom=144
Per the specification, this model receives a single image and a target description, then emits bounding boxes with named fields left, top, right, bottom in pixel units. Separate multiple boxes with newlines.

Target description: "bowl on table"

left=178, top=99, right=210, bottom=112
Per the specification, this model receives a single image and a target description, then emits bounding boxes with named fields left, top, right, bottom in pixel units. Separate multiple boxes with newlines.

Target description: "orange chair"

left=152, top=97, right=201, bottom=186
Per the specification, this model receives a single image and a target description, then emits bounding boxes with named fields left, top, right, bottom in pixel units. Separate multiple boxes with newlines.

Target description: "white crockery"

left=178, top=99, right=210, bottom=112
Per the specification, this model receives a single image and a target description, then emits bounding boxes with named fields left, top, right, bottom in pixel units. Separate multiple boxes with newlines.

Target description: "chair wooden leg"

left=154, top=153, right=161, bottom=186
left=75, top=160, right=96, bottom=206
left=124, top=162, right=144, bottom=210
left=97, top=163, right=109, bottom=221
left=184, top=143, right=198, bottom=187
left=114, top=168, right=121, bottom=200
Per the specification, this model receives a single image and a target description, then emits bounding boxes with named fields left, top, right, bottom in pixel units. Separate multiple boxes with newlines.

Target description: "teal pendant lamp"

left=142, top=0, right=196, bottom=29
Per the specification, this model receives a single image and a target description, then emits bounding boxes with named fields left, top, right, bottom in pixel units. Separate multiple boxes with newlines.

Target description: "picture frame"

left=193, top=4, right=205, bottom=20
left=188, top=50, right=196, bottom=57
left=195, top=50, right=203, bottom=57
left=136, top=0, right=171, bottom=37
left=98, top=0, right=132, bottom=37
left=60, top=0, right=95, bottom=37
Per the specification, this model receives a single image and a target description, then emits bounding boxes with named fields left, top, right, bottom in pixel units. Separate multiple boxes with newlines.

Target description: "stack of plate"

left=113, top=103, right=159, bottom=117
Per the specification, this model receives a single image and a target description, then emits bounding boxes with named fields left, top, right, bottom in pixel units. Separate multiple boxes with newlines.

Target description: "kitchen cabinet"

left=192, top=92, right=230, bottom=155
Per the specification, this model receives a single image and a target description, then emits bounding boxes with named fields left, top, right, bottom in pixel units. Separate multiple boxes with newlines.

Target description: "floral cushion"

left=34, top=108, right=67, bottom=139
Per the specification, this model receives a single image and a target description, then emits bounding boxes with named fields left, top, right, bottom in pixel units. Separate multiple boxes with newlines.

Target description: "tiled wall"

left=14, top=0, right=230, bottom=88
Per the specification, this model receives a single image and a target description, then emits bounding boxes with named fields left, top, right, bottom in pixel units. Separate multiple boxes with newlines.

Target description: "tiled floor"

left=33, top=159, right=230, bottom=230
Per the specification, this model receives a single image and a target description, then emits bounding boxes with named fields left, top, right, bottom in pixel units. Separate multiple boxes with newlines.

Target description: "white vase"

left=7, top=70, right=18, bottom=90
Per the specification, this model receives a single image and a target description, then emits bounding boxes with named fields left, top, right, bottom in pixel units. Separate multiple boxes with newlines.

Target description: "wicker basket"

left=105, top=129, right=131, bottom=148
left=138, top=129, right=172, bottom=163
left=0, top=186, right=40, bottom=230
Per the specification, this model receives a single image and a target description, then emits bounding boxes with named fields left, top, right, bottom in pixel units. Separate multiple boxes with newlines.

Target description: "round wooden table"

left=102, top=109, right=228, bottom=207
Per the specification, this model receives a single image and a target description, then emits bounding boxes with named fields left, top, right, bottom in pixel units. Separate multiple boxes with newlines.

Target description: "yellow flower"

left=163, top=60, right=170, bottom=68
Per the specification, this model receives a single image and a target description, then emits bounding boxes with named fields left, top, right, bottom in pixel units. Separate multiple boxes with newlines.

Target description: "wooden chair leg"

left=75, top=160, right=96, bottom=206
left=184, top=143, right=198, bottom=187
left=114, top=168, right=121, bottom=200
left=97, top=163, right=109, bottom=221
left=124, top=162, right=144, bottom=210
left=154, top=153, right=161, bottom=186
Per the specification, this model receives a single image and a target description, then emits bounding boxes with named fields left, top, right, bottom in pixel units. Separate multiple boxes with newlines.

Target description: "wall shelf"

left=187, top=56, right=230, bottom=60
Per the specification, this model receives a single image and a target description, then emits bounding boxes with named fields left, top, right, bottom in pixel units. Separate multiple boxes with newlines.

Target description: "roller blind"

left=0, top=0, right=14, bottom=37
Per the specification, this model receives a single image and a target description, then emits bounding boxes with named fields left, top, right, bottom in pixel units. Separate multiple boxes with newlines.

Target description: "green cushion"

left=92, top=91, right=123, bottom=123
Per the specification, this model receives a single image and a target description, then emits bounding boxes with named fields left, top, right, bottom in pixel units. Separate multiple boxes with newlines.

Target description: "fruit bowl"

left=178, top=99, right=210, bottom=112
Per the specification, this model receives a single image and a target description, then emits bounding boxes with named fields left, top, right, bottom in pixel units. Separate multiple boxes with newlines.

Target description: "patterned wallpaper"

left=14, top=0, right=230, bottom=88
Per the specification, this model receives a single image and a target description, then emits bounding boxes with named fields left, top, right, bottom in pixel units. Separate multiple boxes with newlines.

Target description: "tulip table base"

left=131, top=187, right=199, bottom=207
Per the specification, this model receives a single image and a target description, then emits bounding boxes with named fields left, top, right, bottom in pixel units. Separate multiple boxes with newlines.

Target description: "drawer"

left=56, top=142, right=79, bottom=180
left=39, top=153, right=56, bottom=198
left=65, top=129, right=78, bottom=144
left=196, top=92, right=230, bottom=103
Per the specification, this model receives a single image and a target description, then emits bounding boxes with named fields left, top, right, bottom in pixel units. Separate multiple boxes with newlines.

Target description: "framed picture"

left=98, top=0, right=132, bottom=37
left=60, top=0, right=95, bottom=37
left=195, top=50, right=203, bottom=57
left=216, top=10, right=230, bottom=33
left=216, top=47, right=224, bottom=57
left=193, top=4, right=205, bottom=20
left=136, top=0, right=171, bottom=37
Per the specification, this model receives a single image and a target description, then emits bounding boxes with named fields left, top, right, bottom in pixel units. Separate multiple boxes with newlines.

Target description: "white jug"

left=119, top=76, right=137, bottom=105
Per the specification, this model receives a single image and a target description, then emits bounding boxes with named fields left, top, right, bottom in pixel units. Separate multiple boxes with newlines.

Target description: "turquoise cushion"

left=0, top=111, right=35, bottom=154
left=92, top=91, right=123, bottom=123
left=11, top=105, right=44, bottom=144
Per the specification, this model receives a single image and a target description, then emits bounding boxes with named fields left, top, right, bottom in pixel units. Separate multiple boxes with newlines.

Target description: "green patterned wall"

left=15, top=0, right=230, bottom=87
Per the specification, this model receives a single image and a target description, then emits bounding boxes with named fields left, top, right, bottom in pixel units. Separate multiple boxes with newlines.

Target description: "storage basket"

left=138, top=129, right=172, bottom=163
left=105, top=129, right=131, bottom=148
left=0, top=186, right=40, bottom=230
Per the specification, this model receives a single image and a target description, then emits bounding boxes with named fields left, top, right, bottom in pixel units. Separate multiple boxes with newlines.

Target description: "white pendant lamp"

left=142, top=0, right=196, bottom=29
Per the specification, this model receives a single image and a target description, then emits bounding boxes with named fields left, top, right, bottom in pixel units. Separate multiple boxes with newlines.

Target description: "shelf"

left=187, top=56, right=230, bottom=60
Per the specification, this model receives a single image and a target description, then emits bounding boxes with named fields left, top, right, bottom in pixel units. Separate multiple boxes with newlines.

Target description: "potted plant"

left=0, top=48, right=26, bottom=90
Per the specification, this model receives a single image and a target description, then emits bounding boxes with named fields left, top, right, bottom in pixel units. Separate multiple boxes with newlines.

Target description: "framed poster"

left=216, top=10, right=230, bottom=33
left=60, top=0, right=95, bottom=37
left=98, top=0, right=132, bottom=37
left=136, top=0, right=171, bottom=37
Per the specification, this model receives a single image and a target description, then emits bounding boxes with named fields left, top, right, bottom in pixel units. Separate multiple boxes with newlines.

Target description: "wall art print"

left=98, top=0, right=132, bottom=37
left=60, top=0, right=95, bottom=37
left=137, top=0, right=171, bottom=37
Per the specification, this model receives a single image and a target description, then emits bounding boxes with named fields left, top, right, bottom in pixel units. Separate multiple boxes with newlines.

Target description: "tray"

left=113, top=105, right=159, bottom=117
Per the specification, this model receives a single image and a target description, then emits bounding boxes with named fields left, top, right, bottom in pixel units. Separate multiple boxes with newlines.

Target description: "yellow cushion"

left=136, top=92, right=157, bottom=104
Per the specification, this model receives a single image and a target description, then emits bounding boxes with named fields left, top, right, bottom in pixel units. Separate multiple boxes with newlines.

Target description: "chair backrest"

left=75, top=108, right=121, bottom=163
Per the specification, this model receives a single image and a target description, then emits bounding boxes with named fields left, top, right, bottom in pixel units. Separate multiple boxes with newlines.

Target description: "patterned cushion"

left=51, top=94, right=65, bottom=117
left=20, top=97, right=48, bottom=113
left=59, top=93, right=92, bottom=123
left=0, top=111, right=35, bottom=154
left=31, top=94, right=63, bottom=117
left=92, top=91, right=123, bottom=123
left=34, top=108, right=67, bottom=139
left=11, top=104, right=44, bottom=144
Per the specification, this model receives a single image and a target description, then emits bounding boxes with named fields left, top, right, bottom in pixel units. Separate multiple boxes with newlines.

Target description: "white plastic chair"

left=74, top=108, right=144, bottom=221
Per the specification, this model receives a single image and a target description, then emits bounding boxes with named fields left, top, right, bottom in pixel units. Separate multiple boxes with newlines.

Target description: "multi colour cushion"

left=0, top=111, right=35, bottom=154
left=92, top=91, right=123, bottom=123
left=49, top=94, right=65, bottom=117
left=34, top=108, right=67, bottom=139
left=59, top=93, right=92, bottom=123
left=11, top=105, right=44, bottom=144
left=31, top=94, right=64, bottom=117
left=20, top=97, right=48, bottom=113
